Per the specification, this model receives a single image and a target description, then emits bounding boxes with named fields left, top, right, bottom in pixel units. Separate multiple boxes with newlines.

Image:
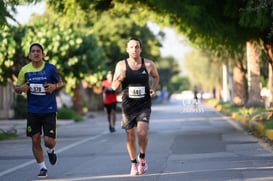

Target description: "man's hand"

left=15, top=82, right=30, bottom=94
left=150, top=89, right=156, bottom=97
left=44, top=83, right=57, bottom=94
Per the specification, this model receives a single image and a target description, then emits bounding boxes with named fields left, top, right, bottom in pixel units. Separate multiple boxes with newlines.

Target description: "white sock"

left=47, top=148, right=54, bottom=153
left=38, top=161, right=47, bottom=170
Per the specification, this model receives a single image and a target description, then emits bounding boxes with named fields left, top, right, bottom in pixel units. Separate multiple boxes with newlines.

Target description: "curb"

left=0, top=119, right=75, bottom=137
left=265, top=130, right=273, bottom=140
left=244, top=119, right=273, bottom=141
left=212, top=104, right=273, bottom=141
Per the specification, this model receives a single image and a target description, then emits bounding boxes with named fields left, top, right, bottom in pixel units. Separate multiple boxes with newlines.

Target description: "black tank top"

left=121, top=58, right=151, bottom=113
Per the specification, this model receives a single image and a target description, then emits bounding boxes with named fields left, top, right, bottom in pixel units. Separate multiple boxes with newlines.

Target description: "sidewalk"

left=0, top=119, right=75, bottom=137
left=0, top=111, right=102, bottom=137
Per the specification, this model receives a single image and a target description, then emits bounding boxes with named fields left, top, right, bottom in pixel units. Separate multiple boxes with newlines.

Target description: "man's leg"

left=105, top=105, right=114, bottom=132
left=44, top=136, right=56, bottom=150
left=32, top=133, right=44, bottom=163
left=110, top=109, right=116, bottom=131
left=137, top=121, right=149, bottom=154
left=126, top=128, right=136, bottom=160
left=32, top=133, right=48, bottom=178
left=137, top=121, right=149, bottom=174
left=44, top=136, right=57, bottom=165
left=126, top=128, right=138, bottom=175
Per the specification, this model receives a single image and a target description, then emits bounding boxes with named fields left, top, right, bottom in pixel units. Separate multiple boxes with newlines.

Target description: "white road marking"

left=0, top=131, right=108, bottom=177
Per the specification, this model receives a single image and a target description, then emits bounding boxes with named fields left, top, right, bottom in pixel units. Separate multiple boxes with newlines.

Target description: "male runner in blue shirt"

left=15, top=43, right=63, bottom=178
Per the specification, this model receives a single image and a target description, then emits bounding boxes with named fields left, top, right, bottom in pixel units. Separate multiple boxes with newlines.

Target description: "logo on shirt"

left=142, top=70, right=146, bottom=74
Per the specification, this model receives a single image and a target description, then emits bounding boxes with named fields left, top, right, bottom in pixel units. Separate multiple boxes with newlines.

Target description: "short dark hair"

left=29, top=43, right=44, bottom=53
left=127, top=38, right=142, bottom=48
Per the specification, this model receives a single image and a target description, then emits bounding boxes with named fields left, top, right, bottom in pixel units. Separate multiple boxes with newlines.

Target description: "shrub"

left=264, top=119, right=273, bottom=130
left=0, top=133, right=17, bottom=140
left=57, top=108, right=83, bottom=122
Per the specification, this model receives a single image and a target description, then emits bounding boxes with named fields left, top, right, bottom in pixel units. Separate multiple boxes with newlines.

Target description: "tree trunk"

left=72, top=82, right=83, bottom=115
left=264, top=42, right=273, bottom=106
left=246, top=41, right=263, bottom=107
left=232, top=62, right=247, bottom=106
left=216, top=85, right=222, bottom=101
left=85, top=87, right=104, bottom=111
left=222, top=64, right=229, bottom=102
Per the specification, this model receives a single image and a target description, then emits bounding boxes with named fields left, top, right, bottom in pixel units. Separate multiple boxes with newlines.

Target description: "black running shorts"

left=26, top=112, right=57, bottom=138
left=121, top=108, right=151, bottom=130
left=104, top=102, right=117, bottom=114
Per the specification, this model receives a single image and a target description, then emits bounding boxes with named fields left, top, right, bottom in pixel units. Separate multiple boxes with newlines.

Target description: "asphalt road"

left=1, top=96, right=273, bottom=181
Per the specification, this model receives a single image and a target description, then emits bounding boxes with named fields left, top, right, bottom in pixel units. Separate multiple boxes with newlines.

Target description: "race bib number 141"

left=128, top=86, right=145, bottom=98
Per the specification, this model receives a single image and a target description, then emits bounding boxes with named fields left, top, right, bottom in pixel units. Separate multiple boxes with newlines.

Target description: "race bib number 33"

left=128, top=86, right=145, bottom=98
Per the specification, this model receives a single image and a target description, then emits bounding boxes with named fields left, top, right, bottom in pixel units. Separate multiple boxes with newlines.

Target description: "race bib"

left=128, top=86, right=145, bottom=98
left=29, top=83, right=46, bottom=95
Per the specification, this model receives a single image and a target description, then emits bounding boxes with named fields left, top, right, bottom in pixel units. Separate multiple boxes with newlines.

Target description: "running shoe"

left=48, top=150, right=57, bottom=165
left=112, top=126, right=116, bottom=132
left=130, top=163, right=138, bottom=176
left=109, top=126, right=115, bottom=133
left=138, top=156, right=148, bottom=174
left=37, top=168, right=48, bottom=178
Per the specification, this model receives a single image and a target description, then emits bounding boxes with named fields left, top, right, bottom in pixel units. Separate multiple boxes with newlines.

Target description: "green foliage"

left=14, top=19, right=107, bottom=94
left=210, top=99, right=267, bottom=116
left=4, top=0, right=273, bottom=49
left=0, top=26, right=15, bottom=84
left=0, top=133, right=17, bottom=140
left=4, top=0, right=273, bottom=110
left=0, top=21, right=109, bottom=91
left=264, top=119, right=273, bottom=130
left=90, top=3, right=161, bottom=71
left=184, top=48, right=222, bottom=91
left=260, top=51, right=269, bottom=87
left=156, top=56, right=182, bottom=91
left=239, top=0, right=273, bottom=32
left=57, top=108, right=83, bottom=122
left=37, top=1, right=161, bottom=85
left=167, top=75, right=190, bottom=93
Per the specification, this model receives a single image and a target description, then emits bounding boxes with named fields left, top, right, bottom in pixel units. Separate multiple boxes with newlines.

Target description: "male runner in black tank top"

left=112, top=38, right=159, bottom=175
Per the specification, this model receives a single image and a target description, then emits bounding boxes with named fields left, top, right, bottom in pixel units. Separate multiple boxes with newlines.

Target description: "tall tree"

left=156, top=56, right=181, bottom=90
left=61, top=0, right=255, bottom=105
left=5, top=0, right=273, bottom=107
left=38, top=1, right=161, bottom=111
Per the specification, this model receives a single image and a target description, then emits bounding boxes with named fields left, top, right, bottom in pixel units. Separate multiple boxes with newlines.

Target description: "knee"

left=138, top=129, right=147, bottom=138
left=32, top=134, right=41, bottom=146
left=44, top=136, right=56, bottom=148
left=126, top=132, right=136, bottom=142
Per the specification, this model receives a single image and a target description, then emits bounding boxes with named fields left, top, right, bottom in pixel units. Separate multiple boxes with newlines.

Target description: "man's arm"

left=149, top=61, right=160, bottom=97
left=54, top=80, right=64, bottom=91
left=112, top=61, right=125, bottom=91
left=14, top=83, right=29, bottom=94
left=14, top=70, right=29, bottom=94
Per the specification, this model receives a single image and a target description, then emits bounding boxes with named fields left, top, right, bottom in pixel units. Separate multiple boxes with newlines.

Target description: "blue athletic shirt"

left=16, top=61, right=61, bottom=113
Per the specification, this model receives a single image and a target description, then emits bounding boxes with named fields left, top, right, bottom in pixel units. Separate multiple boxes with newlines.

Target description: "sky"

left=9, top=2, right=45, bottom=25
left=10, top=2, right=191, bottom=64
left=147, top=22, right=191, bottom=60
